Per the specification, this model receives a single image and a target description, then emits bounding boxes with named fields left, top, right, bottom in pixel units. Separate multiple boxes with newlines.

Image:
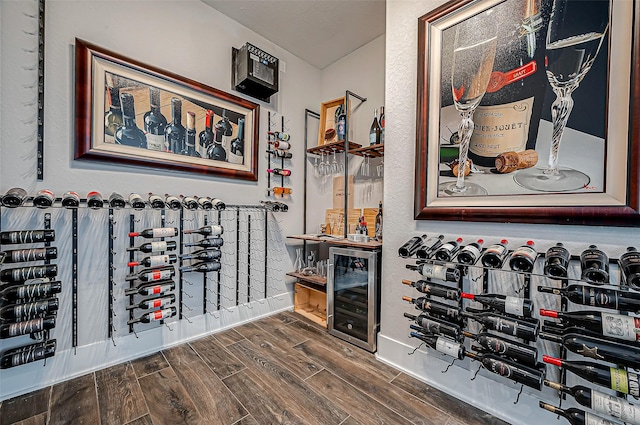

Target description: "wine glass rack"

left=0, top=193, right=287, bottom=368
left=399, top=235, right=640, bottom=420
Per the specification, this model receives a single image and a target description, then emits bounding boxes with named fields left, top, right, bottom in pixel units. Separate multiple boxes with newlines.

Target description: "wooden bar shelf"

left=306, top=140, right=361, bottom=155
left=348, top=143, right=384, bottom=158
left=286, top=271, right=327, bottom=288
left=287, top=234, right=381, bottom=249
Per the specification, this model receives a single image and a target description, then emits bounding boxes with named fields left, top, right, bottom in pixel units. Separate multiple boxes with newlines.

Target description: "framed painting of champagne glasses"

left=74, top=38, right=260, bottom=181
left=414, top=0, right=640, bottom=225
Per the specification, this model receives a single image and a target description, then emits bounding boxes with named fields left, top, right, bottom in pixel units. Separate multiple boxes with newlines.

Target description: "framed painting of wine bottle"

left=414, top=0, right=640, bottom=225
left=74, top=38, right=260, bottom=181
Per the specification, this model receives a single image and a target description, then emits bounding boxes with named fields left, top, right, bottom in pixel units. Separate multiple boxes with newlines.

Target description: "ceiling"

left=202, top=0, right=386, bottom=69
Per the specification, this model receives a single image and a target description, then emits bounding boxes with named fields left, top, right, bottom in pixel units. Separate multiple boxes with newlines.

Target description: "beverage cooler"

left=327, top=247, right=381, bottom=352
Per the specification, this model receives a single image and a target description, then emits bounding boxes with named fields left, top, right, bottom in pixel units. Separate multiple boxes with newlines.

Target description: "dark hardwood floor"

left=0, top=311, right=507, bottom=425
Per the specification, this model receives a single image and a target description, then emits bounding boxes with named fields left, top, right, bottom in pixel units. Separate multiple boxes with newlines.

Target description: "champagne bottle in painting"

left=216, top=111, right=233, bottom=151
left=144, top=87, right=167, bottom=151
left=115, top=93, right=147, bottom=148
left=468, top=0, right=549, bottom=167
left=181, top=112, right=200, bottom=157
left=104, top=74, right=122, bottom=144
left=164, top=97, right=185, bottom=153
left=228, top=118, right=245, bottom=165
left=198, top=110, right=215, bottom=158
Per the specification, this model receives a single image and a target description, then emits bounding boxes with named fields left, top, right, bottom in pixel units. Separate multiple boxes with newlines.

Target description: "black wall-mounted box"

left=232, top=43, right=279, bottom=102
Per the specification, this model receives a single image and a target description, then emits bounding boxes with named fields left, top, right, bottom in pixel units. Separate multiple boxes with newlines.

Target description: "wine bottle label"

left=435, top=337, right=461, bottom=358
left=148, top=255, right=170, bottom=268
left=8, top=318, right=44, bottom=337
left=419, top=318, right=441, bottom=334
left=469, top=97, right=534, bottom=158
left=584, top=412, right=620, bottom=425
left=151, top=285, right=171, bottom=295
left=150, top=241, right=167, bottom=252
left=601, top=313, right=640, bottom=342
left=151, top=309, right=173, bottom=321
left=487, top=358, right=513, bottom=378
left=439, top=243, right=455, bottom=253
left=16, top=283, right=53, bottom=299
left=610, top=368, right=640, bottom=397
left=11, top=345, right=47, bottom=367
left=369, top=133, right=377, bottom=145
left=460, top=245, right=481, bottom=261
left=418, top=264, right=448, bottom=281
left=584, top=288, right=618, bottom=310
left=6, top=231, right=46, bottom=244
left=152, top=228, right=175, bottom=238
left=512, top=246, right=535, bottom=260
left=494, top=317, right=519, bottom=336
left=485, top=244, right=507, bottom=257
left=10, top=248, right=48, bottom=262
left=151, top=299, right=163, bottom=308
left=146, top=134, right=164, bottom=151
left=591, top=389, right=640, bottom=424
left=145, top=270, right=172, bottom=282
left=504, top=297, right=525, bottom=316
left=105, top=134, right=115, bottom=144
left=12, top=301, right=49, bottom=320
left=227, top=151, right=244, bottom=165
left=482, top=335, right=508, bottom=355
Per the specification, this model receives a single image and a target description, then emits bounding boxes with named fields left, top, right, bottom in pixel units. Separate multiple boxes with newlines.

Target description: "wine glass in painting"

left=439, top=11, right=498, bottom=197
left=514, top=0, right=609, bottom=192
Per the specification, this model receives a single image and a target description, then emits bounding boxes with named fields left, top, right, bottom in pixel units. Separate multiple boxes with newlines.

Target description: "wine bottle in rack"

left=369, top=108, right=382, bottom=146
left=127, top=254, right=178, bottom=268
left=33, top=190, right=54, bottom=208
left=540, top=308, right=640, bottom=342
left=260, top=200, right=283, bottom=212
left=544, top=242, right=571, bottom=278
left=164, top=194, right=182, bottom=210
left=480, top=239, right=509, bottom=268
left=0, top=281, right=62, bottom=302
left=272, top=187, right=292, bottom=196
left=460, top=292, right=534, bottom=318
left=398, top=235, right=429, bottom=258
left=543, top=380, right=640, bottom=425
left=104, top=77, right=123, bottom=144
left=401, top=279, right=460, bottom=301
left=456, top=239, right=484, bottom=265
left=466, top=350, right=543, bottom=390
left=509, top=240, right=537, bottom=272
left=461, top=310, right=538, bottom=341
left=379, top=106, right=385, bottom=144
left=128, top=227, right=178, bottom=239
left=620, top=246, right=640, bottom=289
left=180, top=249, right=221, bottom=262
left=165, top=97, right=186, bottom=154
left=61, top=191, right=81, bottom=208
left=143, top=87, right=167, bottom=151
left=267, top=149, right=292, bottom=159
left=539, top=402, right=620, bottom=425
left=0, top=265, right=58, bottom=283
left=115, top=93, right=147, bottom=148
left=87, top=191, right=104, bottom=209
left=195, top=197, right=213, bottom=210
left=0, top=315, right=56, bottom=339
left=0, top=247, right=57, bottom=263
left=416, top=235, right=445, bottom=259
left=184, top=238, right=224, bottom=248
left=108, top=192, right=126, bottom=209
left=580, top=245, right=610, bottom=285
left=126, top=294, right=176, bottom=311
left=405, top=263, right=460, bottom=282
left=402, top=296, right=463, bottom=325
left=228, top=118, right=245, bottom=165
left=268, top=140, right=290, bottom=150
left=179, top=261, right=221, bottom=273
left=198, top=110, right=215, bottom=158
left=0, top=298, right=59, bottom=322
left=128, top=193, right=146, bottom=210
left=127, top=307, right=177, bottom=325
left=539, top=331, right=640, bottom=369
left=409, top=331, right=465, bottom=360
left=127, top=240, right=177, bottom=253
left=268, top=131, right=290, bottom=142
left=267, top=168, right=292, bottom=177
left=184, top=225, right=224, bottom=236
left=537, top=284, right=640, bottom=313
left=181, top=112, right=200, bottom=157
left=148, top=193, right=165, bottom=209
left=433, top=237, right=463, bottom=262
left=0, top=339, right=56, bottom=369
left=462, top=330, right=538, bottom=366
left=0, top=230, right=55, bottom=245
left=124, top=281, right=175, bottom=296
left=2, top=188, right=28, bottom=207
left=210, top=198, right=225, bottom=211
left=124, top=267, right=175, bottom=282
left=404, top=312, right=462, bottom=342
left=180, top=195, right=198, bottom=210
left=543, top=355, right=640, bottom=398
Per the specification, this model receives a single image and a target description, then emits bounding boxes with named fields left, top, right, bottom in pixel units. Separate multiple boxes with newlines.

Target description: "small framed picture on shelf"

left=74, top=38, right=260, bottom=181
left=318, top=97, right=346, bottom=146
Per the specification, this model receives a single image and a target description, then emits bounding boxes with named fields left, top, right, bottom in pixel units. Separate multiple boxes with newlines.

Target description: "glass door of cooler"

left=328, top=247, right=380, bottom=352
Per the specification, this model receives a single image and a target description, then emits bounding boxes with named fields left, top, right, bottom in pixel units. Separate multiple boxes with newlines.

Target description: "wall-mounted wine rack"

left=266, top=111, right=291, bottom=198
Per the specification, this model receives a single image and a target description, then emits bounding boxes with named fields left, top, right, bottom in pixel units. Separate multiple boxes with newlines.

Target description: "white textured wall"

left=380, top=1, right=640, bottom=424
left=0, top=0, right=321, bottom=400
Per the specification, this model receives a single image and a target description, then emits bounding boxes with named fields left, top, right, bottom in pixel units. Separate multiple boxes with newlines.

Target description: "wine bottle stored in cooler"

left=128, top=307, right=177, bottom=325
left=465, top=350, right=543, bottom=390
left=33, top=190, right=54, bottom=208
left=128, top=193, right=146, bottom=210
left=87, top=191, right=104, bottom=209
left=180, top=249, right=221, bottom=262
left=0, top=265, right=58, bottom=283
left=544, top=242, right=571, bottom=278
left=143, top=87, right=167, bottom=151
left=480, top=239, right=509, bottom=268
left=108, top=192, right=126, bottom=209
left=543, top=355, right=640, bottom=398
left=2, top=188, right=28, bottom=207
left=462, top=330, right=538, bottom=366
left=399, top=234, right=429, bottom=258
left=184, top=238, right=224, bottom=249
left=539, top=402, right=620, bottom=425
left=128, top=254, right=177, bottom=268
left=416, top=235, right=445, bottom=259
left=457, top=239, right=484, bottom=265
left=0, top=339, right=56, bottom=369
left=405, top=263, right=459, bottom=282
left=404, top=312, right=462, bottom=342
left=184, top=225, right=224, bottom=236
left=461, top=310, right=538, bottom=341
left=0, top=298, right=59, bottom=322
left=115, top=93, right=147, bottom=148
left=402, top=296, right=463, bottom=325
left=0, top=230, right=55, bottom=245
left=537, top=284, right=640, bottom=313
left=179, top=261, right=221, bottom=273
left=369, top=108, right=382, bottom=146
left=509, top=240, right=537, bottom=272
left=0, top=247, right=57, bottom=263
left=61, top=191, right=81, bottom=208
left=409, top=331, right=465, bottom=360
left=228, top=118, right=245, bottom=165
left=124, top=267, right=175, bottom=282
left=181, top=112, right=200, bottom=157
left=620, top=246, right=640, bottom=289
left=401, top=279, right=460, bottom=301
left=460, top=292, right=533, bottom=318
left=128, top=227, right=178, bottom=239
left=165, top=194, right=182, bottom=210
left=126, top=241, right=177, bottom=253
left=540, top=308, right=640, bottom=342
left=126, top=294, right=176, bottom=311
left=198, top=110, right=215, bottom=158
left=0, top=315, right=56, bottom=339
left=580, top=245, right=610, bottom=285
left=124, top=281, right=175, bottom=296
left=544, top=380, right=640, bottom=425
left=433, top=238, right=463, bottom=262
left=0, top=281, right=62, bottom=302
left=164, top=97, right=186, bottom=154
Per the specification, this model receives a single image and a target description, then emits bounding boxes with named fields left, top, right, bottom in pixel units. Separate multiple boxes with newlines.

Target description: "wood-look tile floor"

left=0, top=311, right=508, bottom=425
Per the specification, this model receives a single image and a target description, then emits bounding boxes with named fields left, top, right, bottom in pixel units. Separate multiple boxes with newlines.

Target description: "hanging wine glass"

left=331, top=148, right=339, bottom=175
left=439, top=10, right=498, bottom=197
left=294, top=248, right=304, bottom=272
left=514, top=0, right=609, bottom=192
